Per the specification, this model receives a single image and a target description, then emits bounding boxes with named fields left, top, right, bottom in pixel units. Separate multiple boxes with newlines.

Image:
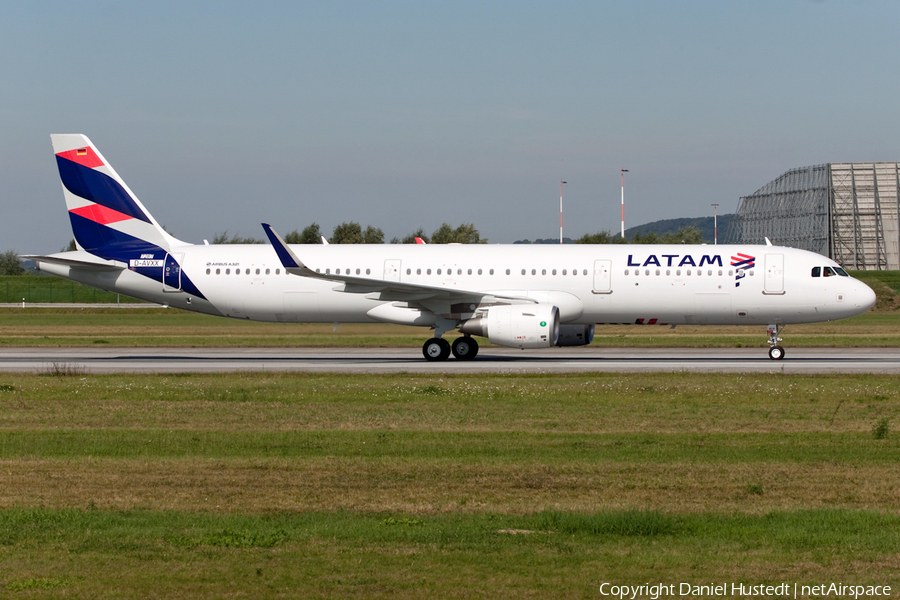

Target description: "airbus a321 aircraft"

left=26, top=134, right=876, bottom=361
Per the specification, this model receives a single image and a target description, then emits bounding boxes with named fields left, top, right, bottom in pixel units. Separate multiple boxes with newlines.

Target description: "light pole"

left=711, top=203, right=719, bottom=245
left=559, top=180, right=567, bottom=244
left=620, top=169, right=629, bottom=240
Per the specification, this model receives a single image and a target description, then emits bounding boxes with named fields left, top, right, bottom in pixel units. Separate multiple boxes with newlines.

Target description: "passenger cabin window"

left=812, top=267, right=821, bottom=277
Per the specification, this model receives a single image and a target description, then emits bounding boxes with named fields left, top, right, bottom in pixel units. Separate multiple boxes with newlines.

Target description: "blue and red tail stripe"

left=56, top=153, right=152, bottom=224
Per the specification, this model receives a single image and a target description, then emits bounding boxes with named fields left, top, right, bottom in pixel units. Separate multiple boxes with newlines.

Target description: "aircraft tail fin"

left=51, top=134, right=186, bottom=260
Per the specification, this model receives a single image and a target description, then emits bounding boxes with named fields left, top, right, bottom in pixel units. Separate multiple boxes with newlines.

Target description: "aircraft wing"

left=262, top=223, right=533, bottom=306
left=22, top=251, right=125, bottom=271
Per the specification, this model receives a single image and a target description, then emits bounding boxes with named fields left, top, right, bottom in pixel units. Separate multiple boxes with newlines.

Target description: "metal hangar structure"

left=727, top=162, right=900, bottom=270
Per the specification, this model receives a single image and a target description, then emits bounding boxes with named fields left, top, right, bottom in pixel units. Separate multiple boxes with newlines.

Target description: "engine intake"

left=459, top=304, right=560, bottom=349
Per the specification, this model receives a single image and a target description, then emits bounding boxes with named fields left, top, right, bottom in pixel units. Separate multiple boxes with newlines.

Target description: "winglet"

left=262, top=223, right=318, bottom=277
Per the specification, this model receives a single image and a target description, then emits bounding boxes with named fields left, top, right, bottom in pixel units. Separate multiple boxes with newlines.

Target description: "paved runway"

left=2, top=347, right=900, bottom=374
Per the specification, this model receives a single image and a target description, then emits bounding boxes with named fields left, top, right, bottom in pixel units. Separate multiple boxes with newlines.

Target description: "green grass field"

left=0, top=275, right=143, bottom=304
left=2, top=272, right=899, bottom=596
left=1, top=372, right=899, bottom=597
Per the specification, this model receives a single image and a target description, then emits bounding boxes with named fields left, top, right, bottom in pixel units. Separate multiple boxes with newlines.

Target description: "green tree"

left=575, top=231, right=614, bottom=244
left=285, top=223, right=323, bottom=244
left=430, top=223, right=486, bottom=244
left=393, top=228, right=430, bottom=244
left=330, top=222, right=364, bottom=244
left=0, top=250, right=25, bottom=275
left=211, top=231, right=264, bottom=244
left=363, top=225, right=384, bottom=244
left=630, top=231, right=661, bottom=244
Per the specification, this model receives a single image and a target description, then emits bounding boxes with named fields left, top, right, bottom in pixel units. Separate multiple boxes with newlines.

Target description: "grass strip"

left=1, top=508, right=898, bottom=599
left=1, top=429, right=899, bottom=464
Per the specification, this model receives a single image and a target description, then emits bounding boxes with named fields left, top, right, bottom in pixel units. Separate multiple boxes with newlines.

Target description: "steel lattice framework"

left=726, top=162, right=900, bottom=270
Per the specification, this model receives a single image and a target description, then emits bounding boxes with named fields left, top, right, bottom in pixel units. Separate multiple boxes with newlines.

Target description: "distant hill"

left=514, top=214, right=735, bottom=244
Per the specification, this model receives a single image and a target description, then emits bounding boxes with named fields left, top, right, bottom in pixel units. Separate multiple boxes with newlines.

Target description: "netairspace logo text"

left=598, top=582, right=892, bottom=599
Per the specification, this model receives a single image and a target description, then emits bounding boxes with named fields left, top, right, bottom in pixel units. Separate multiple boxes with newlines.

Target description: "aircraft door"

left=384, top=259, right=401, bottom=282
left=163, top=253, right=184, bottom=292
left=592, top=259, right=612, bottom=293
left=764, top=254, right=784, bottom=294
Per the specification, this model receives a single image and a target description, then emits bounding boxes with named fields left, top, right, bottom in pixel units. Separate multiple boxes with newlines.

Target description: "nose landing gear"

left=767, top=324, right=785, bottom=360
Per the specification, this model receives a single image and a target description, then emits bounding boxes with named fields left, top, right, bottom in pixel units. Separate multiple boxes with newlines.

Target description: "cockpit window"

left=823, top=266, right=836, bottom=277
left=835, top=267, right=849, bottom=276
left=811, top=267, right=821, bottom=277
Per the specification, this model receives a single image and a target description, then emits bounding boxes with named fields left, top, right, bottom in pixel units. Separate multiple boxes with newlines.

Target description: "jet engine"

left=459, top=304, right=560, bottom=349
left=555, top=324, right=595, bottom=346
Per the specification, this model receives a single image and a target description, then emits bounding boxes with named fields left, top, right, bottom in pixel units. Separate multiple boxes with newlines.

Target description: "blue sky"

left=3, top=0, right=900, bottom=252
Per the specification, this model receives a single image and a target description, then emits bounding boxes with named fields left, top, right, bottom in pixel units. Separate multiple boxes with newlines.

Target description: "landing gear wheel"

left=451, top=336, right=479, bottom=360
left=766, top=324, right=786, bottom=361
left=423, top=338, right=451, bottom=361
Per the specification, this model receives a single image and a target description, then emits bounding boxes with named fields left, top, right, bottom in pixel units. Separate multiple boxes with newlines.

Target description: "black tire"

left=451, top=336, right=479, bottom=360
left=423, top=338, right=451, bottom=361
left=768, top=346, right=785, bottom=360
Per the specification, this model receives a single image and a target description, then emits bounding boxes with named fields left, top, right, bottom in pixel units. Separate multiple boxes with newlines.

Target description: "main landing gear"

left=422, top=335, right=479, bottom=362
left=767, top=324, right=785, bottom=360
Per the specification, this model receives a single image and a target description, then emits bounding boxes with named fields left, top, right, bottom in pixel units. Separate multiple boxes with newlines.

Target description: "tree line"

left=211, top=222, right=488, bottom=245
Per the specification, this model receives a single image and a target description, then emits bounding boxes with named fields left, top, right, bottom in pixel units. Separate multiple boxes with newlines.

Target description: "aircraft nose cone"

left=857, top=281, right=877, bottom=311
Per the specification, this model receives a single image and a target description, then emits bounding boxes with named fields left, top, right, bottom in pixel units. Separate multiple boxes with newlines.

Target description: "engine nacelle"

left=556, top=324, right=595, bottom=346
left=459, top=304, right=560, bottom=349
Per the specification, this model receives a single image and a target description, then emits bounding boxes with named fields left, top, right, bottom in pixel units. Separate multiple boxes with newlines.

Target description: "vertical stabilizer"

left=51, top=134, right=185, bottom=259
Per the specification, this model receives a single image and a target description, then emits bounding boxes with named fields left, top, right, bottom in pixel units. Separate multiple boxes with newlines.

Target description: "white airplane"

left=27, top=134, right=876, bottom=361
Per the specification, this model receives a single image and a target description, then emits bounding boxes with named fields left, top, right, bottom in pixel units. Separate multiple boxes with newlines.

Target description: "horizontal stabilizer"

left=22, top=251, right=125, bottom=271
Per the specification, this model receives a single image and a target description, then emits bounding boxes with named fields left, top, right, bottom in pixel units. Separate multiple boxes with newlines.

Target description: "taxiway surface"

left=1, top=347, right=899, bottom=374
